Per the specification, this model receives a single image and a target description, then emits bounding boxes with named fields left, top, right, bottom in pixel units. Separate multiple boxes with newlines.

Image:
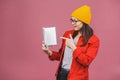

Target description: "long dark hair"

left=72, top=23, right=93, bottom=46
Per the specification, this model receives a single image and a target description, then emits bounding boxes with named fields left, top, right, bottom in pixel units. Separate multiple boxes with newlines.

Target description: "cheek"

left=76, top=24, right=82, bottom=29
left=77, top=23, right=83, bottom=28
left=74, top=26, right=81, bottom=30
left=73, top=22, right=83, bottom=30
left=76, top=26, right=81, bottom=30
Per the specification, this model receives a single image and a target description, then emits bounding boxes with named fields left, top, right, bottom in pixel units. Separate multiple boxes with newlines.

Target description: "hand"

left=60, top=34, right=76, bottom=51
left=42, top=43, right=52, bottom=56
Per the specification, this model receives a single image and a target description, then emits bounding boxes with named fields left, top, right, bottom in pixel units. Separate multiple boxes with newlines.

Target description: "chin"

left=74, top=28, right=79, bottom=31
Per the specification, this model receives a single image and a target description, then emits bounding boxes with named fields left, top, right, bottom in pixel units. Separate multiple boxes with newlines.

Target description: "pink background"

left=0, top=0, right=120, bottom=80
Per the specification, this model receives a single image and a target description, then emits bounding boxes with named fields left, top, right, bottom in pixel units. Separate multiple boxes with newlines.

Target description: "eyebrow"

left=71, top=18, right=78, bottom=21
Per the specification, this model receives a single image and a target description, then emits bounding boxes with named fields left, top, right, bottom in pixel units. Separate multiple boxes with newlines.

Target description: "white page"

left=42, top=27, right=57, bottom=46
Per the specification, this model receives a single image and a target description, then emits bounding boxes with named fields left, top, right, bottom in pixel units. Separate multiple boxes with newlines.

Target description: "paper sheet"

left=42, top=27, right=57, bottom=45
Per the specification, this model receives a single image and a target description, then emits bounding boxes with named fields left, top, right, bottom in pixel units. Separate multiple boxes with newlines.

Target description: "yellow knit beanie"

left=71, top=5, right=91, bottom=25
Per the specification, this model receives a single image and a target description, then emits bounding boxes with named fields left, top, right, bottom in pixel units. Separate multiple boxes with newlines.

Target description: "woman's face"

left=70, top=17, right=83, bottom=31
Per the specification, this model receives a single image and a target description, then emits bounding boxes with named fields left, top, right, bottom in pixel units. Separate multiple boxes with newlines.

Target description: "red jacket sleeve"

left=73, top=39, right=100, bottom=67
left=48, top=50, right=61, bottom=61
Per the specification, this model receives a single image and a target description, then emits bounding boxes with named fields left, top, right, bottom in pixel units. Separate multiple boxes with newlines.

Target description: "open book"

left=42, top=27, right=57, bottom=46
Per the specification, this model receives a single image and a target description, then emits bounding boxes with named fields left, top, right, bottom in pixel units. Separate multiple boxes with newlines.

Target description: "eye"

left=70, top=18, right=77, bottom=22
left=74, top=20, right=78, bottom=22
left=70, top=18, right=74, bottom=21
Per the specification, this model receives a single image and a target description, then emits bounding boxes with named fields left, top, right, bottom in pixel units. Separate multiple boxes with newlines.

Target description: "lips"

left=74, top=26, right=77, bottom=28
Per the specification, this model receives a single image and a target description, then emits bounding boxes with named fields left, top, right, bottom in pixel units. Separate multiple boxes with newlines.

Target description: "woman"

left=42, top=5, right=100, bottom=80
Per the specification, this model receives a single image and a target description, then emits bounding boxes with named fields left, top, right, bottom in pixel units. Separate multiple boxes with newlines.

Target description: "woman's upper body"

left=48, top=29, right=99, bottom=80
left=42, top=5, right=100, bottom=80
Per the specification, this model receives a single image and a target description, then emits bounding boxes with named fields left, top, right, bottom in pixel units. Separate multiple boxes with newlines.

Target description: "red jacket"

left=49, top=30, right=100, bottom=80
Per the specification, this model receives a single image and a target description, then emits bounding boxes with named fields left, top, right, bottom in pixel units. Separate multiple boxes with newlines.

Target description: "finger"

left=42, top=46, right=47, bottom=50
left=42, top=44, right=45, bottom=47
left=42, top=44, right=47, bottom=48
left=42, top=43, right=46, bottom=46
left=69, top=34, right=73, bottom=39
left=42, top=41, right=45, bottom=43
left=42, top=46, right=45, bottom=50
left=60, top=37, right=68, bottom=40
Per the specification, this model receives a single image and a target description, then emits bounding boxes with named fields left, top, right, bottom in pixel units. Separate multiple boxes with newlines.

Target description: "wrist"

left=47, top=50, right=52, bottom=56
